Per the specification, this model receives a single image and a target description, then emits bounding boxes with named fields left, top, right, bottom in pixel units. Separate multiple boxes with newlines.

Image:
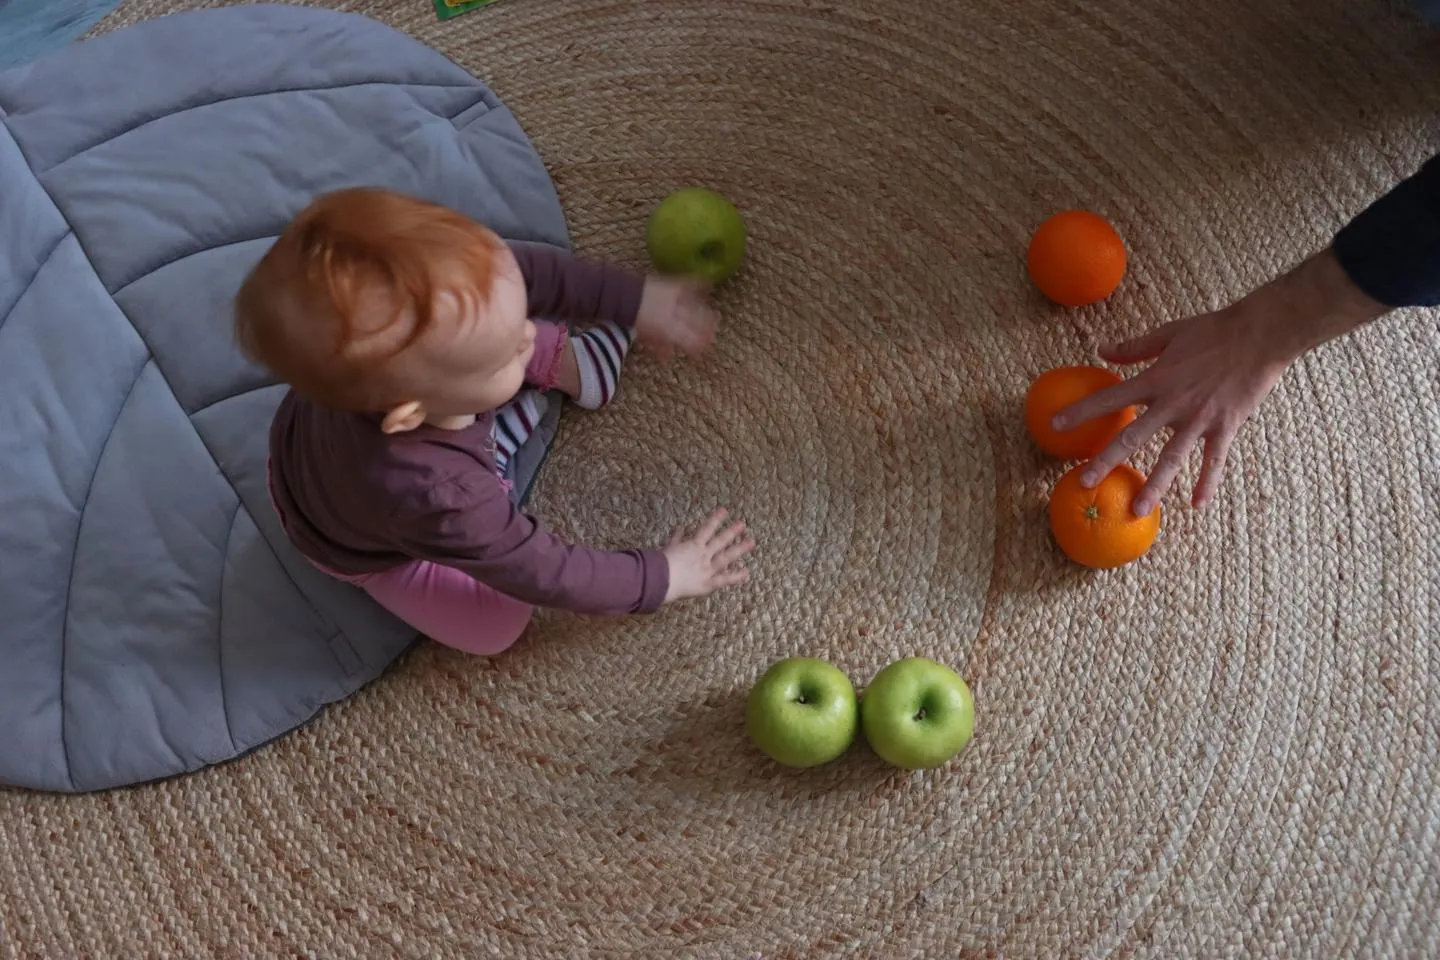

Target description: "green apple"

left=745, top=657, right=858, bottom=768
left=860, top=658, right=974, bottom=770
left=645, top=187, right=747, bottom=285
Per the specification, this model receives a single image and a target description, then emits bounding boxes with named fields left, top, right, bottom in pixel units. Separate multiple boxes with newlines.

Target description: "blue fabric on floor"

left=0, top=0, right=126, bottom=70
left=0, top=2, right=569, bottom=793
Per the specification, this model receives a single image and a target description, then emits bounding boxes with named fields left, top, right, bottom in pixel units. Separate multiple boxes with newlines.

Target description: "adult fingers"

left=1098, top=321, right=1179, bottom=365
left=1079, top=408, right=1168, bottom=487
left=1192, top=430, right=1235, bottom=508
left=1052, top=375, right=1151, bottom=432
left=1133, top=425, right=1203, bottom=516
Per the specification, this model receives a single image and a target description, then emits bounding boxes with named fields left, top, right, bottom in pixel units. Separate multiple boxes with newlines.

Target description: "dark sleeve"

left=508, top=241, right=646, bottom=329
left=389, top=475, right=669, bottom=615
left=1333, top=153, right=1440, bottom=308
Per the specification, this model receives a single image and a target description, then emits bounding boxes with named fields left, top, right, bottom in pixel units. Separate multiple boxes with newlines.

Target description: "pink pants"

left=272, top=321, right=570, bottom=657
left=350, top=562, right=534, bottom=656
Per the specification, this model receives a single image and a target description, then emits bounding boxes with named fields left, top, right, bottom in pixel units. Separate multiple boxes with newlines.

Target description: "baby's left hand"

left=635, top=276, right=719, bottom=361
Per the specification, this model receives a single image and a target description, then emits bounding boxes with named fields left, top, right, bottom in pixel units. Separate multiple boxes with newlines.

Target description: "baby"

left=236, top=188, right=755, bottom=655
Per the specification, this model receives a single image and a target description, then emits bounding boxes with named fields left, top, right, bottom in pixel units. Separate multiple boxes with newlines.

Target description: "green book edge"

left=434, top=0, right=498, bottom=21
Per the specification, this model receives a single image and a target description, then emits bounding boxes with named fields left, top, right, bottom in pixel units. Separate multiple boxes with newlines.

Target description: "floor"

left=5, top=0, right=1440, bottom=956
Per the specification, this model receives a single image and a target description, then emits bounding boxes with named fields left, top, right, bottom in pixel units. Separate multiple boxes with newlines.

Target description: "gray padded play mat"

left=0, top=4, right=568, bottom=793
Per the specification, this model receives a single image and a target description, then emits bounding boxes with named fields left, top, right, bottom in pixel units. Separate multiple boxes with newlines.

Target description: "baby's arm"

left=390, top=472, right=666, bottom=615
left=388, top=474, right=753, bottom=614
left=510, top=242, right=717, bottom=360
left=509, top=242, right=644, bottom=329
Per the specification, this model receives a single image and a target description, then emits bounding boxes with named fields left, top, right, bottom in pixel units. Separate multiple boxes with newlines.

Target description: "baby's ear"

left=380, top=401, right=426, bottom=434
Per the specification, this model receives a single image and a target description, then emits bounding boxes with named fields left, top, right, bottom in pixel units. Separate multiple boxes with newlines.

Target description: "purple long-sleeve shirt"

left=266, top=243, right=670, bottom=615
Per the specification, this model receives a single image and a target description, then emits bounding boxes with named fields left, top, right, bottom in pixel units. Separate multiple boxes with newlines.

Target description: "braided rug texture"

left=3, top=0, right=1439, bottom=956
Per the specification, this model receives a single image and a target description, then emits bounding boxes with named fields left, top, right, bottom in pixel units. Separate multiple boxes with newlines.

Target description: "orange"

left=1025, top=365, right=1136, bottom=460
left=1048, top=463, right=1159, bottom=569
left=1027, top=210, right=1127, bottom=306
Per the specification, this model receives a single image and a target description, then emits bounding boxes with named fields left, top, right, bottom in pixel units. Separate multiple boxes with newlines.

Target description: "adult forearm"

left=1248, top=248, right=1389, bottom=365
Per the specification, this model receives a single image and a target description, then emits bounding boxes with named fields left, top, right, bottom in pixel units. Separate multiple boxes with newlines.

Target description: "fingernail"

left=1051, top=415, right=1069, bottom=430
left=1133, top=498, right=1151, bottom=516
left=1081, top=470, right=1100, bottom=487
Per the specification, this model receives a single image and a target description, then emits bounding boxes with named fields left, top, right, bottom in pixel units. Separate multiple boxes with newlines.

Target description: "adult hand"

left=635, top=276, right=719, bottom=360
left=1052, top=249, right=1387, bottom=516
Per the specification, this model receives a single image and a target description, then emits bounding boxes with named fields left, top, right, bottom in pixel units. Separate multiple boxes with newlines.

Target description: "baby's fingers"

left=676, top=275, right=715, bottom=300
left=714, top=535, right=756, bottom=571
left=710, top=567, right=751, bottom=591
left=707, top=518, right=748, bottom=549
left=674, top=304, right=719, bottom=357
left=693, top=507, right=730, bottom=544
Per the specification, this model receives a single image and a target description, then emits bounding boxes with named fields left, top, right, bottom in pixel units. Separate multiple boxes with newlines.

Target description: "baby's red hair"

left=235, top=187, right=501, bottom=410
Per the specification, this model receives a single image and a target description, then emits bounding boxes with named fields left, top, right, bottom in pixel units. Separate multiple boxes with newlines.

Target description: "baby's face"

left=402, top=247, right=535, bottom=417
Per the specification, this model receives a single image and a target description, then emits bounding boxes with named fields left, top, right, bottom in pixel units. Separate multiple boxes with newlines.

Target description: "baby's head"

left=235, top=188, right=536, bottom=432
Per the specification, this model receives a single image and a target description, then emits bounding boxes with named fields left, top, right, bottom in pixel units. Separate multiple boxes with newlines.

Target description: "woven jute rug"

left=4, top=0, right=1439, bottom=955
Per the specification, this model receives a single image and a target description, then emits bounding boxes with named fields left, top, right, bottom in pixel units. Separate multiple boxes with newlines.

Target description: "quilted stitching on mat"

left=0, top=4, right=569, bottom=792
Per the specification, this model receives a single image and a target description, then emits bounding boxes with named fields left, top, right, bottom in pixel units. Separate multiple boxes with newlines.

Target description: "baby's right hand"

left=662, top=508, right=756, bottom=604
left=635, top=276, right=719, bottom=361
